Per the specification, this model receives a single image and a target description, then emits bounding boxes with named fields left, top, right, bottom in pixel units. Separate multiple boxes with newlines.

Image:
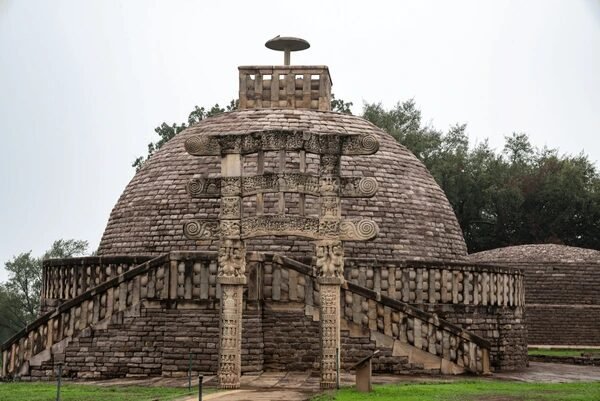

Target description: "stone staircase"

left=269, top=255, right=491, bottom=375
left=1, top=254, right=172, bottom=378
left=2, top=252, right=490, bottom=379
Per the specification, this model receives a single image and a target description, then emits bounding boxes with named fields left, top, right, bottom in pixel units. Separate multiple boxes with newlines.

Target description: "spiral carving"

left=183, top=220, right=218, bottom=239
left=356, top=219, right=379, bottom=239
left=187, top=178, right=205, bottom=196
left=340, top=219, right=379, bottom=241
left=184, top=135, right=220, bottom=156
left=358, top=177, right=378, bottom=197
left=184, top=136, right=205, bottom=154
left=342, top=134, right=380, bottom=155
left=360, top=134, right=379, bottom=154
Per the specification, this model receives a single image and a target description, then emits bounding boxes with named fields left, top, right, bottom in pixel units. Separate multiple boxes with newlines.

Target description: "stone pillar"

left=316, top=151, right=344, bottom=388
left=217, top=154, right=246, bottom=389
left=217, top=269, right=245, bottom=388
left=316, top=240, right=344, bottom=388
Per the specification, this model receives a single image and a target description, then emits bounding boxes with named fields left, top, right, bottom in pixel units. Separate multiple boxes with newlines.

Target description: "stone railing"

left=2, top=252, right=220, bottom=378
left=4, top=251, right=499, bottom=378
left=267, top=254, right=491, bottom=374
left=344, top=259, right=524, bottom=307
left=341, top=282, right=490, bottom=373
left=41, top=256, right=154, bottom=312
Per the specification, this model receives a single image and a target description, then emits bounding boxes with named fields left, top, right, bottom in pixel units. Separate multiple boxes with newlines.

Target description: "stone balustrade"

left=341, top=282, right=489, bottom=373
left=2, top=252, right=220, bottom=378
left=344, top=259, right=525, bottom=307
left=265, top=254, right=491, bottom=373
left=41, top=256, right=153, bottom=313
left=40, top=255, right=524, bottom=311
left=3, top=252, right=526, bottom=379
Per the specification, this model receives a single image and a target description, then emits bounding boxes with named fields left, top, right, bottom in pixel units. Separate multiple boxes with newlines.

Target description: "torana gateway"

left=2, top=38, right=528, bottom=388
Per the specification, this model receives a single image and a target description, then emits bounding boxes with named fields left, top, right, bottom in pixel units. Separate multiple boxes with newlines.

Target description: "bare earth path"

left=83, top=362, right=600, bottom=401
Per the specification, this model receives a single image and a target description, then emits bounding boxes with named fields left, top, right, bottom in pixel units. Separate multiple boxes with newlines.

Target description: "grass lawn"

left=529, top=348, right=600, bottom=357
left=312, top=380, right=600, bottom=401
left=0, top=382, right=207, bottom=401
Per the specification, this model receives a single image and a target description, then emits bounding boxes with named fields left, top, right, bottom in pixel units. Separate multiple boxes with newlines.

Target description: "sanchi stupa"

left=470, top=244, right=600, bottom=347
left=2, top=37, right=531, bottom=388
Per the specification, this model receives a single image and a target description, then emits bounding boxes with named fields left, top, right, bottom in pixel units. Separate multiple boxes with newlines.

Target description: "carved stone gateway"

left=181, top=34, right=381, bottom=390
left=184, top=129, right=379, bottom=388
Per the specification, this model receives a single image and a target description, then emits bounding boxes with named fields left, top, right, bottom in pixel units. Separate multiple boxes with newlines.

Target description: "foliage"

left=330, top=94, right=353, bottom=114
left=0, top=239, right=88, bottom=343
left=361, top=101, right=600, bottom=253
left=311, top=380, right=600, bottom=401
left=132, top=100, right=238, bottom=171
left=0, top=382, right=200, bottom=401
left=528, top=348, right=600, bottom=357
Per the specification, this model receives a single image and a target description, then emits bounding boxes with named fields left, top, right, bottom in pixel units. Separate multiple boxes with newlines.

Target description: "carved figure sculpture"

left=316, top=240, right=344, bottom=279
left=218, top=239, right=246, bottom=278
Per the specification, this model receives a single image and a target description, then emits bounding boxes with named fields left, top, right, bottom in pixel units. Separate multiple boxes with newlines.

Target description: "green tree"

left=0, top=239, right=88, bottom=343
left=330, top=94, right=353, bottom=115
left=361, top=100, right=600, bottom=253
left=132, top=101, right=238, bottom=171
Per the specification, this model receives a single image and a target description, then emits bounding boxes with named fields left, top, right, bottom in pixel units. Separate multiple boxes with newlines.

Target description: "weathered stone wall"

left=527, top=306, right=600, bottom=346
left=262, top=306, right=319, bottom=371
left=30, top=302, right=263, bottom=379
left=264, top=256, right=495, bottom=373
left=469, top=244, right=600, bottom=346
left=97, top=109, right=468, bottom=262
left=341, top=259, right=527, bottom=371
left=6, top=252, right=526, bottom=379
left=261, top=304, right=441, bottom=375
left=422, top=305, right=527, bottom=371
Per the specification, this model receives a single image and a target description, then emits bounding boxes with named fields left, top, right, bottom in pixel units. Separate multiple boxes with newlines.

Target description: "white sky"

left=1, top=0, right=599, bottom=282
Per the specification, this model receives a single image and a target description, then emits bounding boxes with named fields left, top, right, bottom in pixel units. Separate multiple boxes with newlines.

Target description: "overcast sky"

left=1, top=0, right=599, bottom=282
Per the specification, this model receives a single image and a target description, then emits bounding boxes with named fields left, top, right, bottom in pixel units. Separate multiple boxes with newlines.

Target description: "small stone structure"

left=470, top=244, right=600, bottom=346
left=1, top=38, right=528, bottom=381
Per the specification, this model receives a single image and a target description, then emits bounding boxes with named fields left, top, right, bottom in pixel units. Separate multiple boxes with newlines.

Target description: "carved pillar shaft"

left=316, top=152, right=344, bottom=388
left=218, top=281, right=244, bottom=389
left=318, top=281, right=341, bottom=388
left=316, top=239, right=344, bottom=388
left=217, top=153, right=246, bottom=389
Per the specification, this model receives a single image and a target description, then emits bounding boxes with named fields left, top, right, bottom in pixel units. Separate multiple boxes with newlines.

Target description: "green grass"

left=0, top=382, right=204, bottom=401
left=529, top=348, right=600, bottom=357
left=312, top=380, right=600, bottom=401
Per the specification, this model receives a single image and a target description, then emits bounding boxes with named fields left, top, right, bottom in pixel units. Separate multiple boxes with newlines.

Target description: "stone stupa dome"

left=98, top=108, right=467, bottom=261
left=469, top=243, right=600, bottom=265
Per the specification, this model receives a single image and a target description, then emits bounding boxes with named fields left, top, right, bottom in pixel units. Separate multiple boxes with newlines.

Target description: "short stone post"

left=217, top=154, right=246, bottom=389
left=352, top=350, right=380, bottom=392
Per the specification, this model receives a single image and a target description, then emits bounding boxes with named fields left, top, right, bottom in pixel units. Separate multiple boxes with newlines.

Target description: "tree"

left=132, top=101, right=238, bottom=171
left=361, top=101, right=600, bottom=253
left=0, top=239, right=88, bottom=343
